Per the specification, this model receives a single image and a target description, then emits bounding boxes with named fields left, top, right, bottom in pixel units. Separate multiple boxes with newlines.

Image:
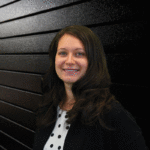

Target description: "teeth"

left=66, top=70, right=78, bottom=71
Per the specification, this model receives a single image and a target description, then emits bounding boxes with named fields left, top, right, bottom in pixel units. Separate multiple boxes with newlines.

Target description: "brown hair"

left=36, top=25, right=118, bottom=130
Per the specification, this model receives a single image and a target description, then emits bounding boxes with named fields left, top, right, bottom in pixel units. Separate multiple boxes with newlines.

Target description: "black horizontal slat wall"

left=0, top=0, right=148, bottom=149
left=0, top=70, right=42, bottom=93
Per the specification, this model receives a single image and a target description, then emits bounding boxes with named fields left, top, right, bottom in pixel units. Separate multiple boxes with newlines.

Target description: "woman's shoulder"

left=105, top=100, right=140, bottom=130
left=103, top=100, right=146, bottom=146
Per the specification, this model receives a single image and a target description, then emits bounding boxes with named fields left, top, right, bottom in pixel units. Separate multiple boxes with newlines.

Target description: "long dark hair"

left=36, top=25, right=118, bottom=131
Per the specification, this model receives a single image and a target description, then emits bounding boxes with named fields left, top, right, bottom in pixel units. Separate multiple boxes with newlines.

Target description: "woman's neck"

left=59, top=100, right=75, bottom=111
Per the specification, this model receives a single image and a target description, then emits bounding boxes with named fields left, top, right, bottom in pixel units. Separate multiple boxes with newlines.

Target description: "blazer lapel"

left=36, top=122, right=56, bottom=150
left=63, top=119, right=86, bottom=150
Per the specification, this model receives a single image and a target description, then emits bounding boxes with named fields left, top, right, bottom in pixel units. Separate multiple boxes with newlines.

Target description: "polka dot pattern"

left=43, top=105, right=71, bottom=150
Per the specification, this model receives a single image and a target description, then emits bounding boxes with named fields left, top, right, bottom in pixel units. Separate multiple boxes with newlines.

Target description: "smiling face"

left=55, top=34, right=88, bottom=86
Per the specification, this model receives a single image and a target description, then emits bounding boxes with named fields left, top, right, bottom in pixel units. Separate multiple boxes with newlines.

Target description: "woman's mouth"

left=63, top=69, right=79, bottom=75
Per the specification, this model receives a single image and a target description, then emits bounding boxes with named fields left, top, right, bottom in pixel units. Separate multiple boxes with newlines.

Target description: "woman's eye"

left=76, top=53, right=84, bottom=56
left=77, top=53, right=84, bottom=56
left=59, top=52, right=66, bottom=55
left=59, top=52, right=84, bottom=56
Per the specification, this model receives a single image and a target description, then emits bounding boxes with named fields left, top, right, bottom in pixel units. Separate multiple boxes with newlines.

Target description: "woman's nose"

left=65, top=53, right=75, bottom=63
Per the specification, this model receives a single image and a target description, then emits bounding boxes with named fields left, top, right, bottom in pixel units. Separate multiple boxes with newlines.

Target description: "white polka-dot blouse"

left=43, top=105, right=71, bottom=150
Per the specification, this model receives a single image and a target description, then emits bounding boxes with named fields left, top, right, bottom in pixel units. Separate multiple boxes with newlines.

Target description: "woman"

left=33, top=25, right=148, bottom=150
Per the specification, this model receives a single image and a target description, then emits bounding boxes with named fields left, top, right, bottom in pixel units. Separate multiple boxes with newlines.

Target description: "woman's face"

left=55, top=34, right=88, bottom=85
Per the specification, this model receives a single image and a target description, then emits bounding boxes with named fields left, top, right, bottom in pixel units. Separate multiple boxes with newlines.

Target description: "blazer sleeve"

left=108, top=102, right=148, bottom=150
left=32, top=129, right=40, bottom=150
left=32, top=127, right=46, bottom=150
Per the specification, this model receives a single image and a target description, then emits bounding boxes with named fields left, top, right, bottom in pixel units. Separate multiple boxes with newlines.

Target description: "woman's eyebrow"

left=58, top=48, right=84, bottom=51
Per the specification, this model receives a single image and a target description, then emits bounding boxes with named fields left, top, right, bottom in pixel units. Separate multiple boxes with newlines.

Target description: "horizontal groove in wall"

left=0, top=54, right=48, bottom=56
left=0, top=0, right=20, bottom=9
left=0, top=52, right=49, bottom=55
left=0, top=130, right=32, bottom=150
left=0, top=84, right=43, bottom=96
left=0, top=145, right=7, bottom=150
left=0, top=28, right=60, bottom=39
left=0, top=99, right=34, bottom=114
left=0, top=69, right=45, bottom=76
left=85, top=19, right=146, bottom=30
left=0, top=69, right=43, bottom=76
left=0, top=115, right=35, bottom=133
left=0, top=19, right=145, bottom=40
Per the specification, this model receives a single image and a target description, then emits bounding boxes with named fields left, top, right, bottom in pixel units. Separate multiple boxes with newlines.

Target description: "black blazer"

left=33, top=101, right=148, bottom=150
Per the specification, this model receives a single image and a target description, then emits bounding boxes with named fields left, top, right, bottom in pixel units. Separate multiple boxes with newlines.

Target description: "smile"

left=63, top=69, right=79, bottom=71
left=63, top=69, right=79, bottom=75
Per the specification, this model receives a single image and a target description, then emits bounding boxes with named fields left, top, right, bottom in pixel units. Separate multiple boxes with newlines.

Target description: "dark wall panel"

left=0, top=55, right=49, bottom=74
left=91, top=21, right=147, bottom=54
left=0, top=70, right=42, bottom=93
left=0, top=33, right=56, bottom=53
left=0, top=85, right=41, bottom=111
